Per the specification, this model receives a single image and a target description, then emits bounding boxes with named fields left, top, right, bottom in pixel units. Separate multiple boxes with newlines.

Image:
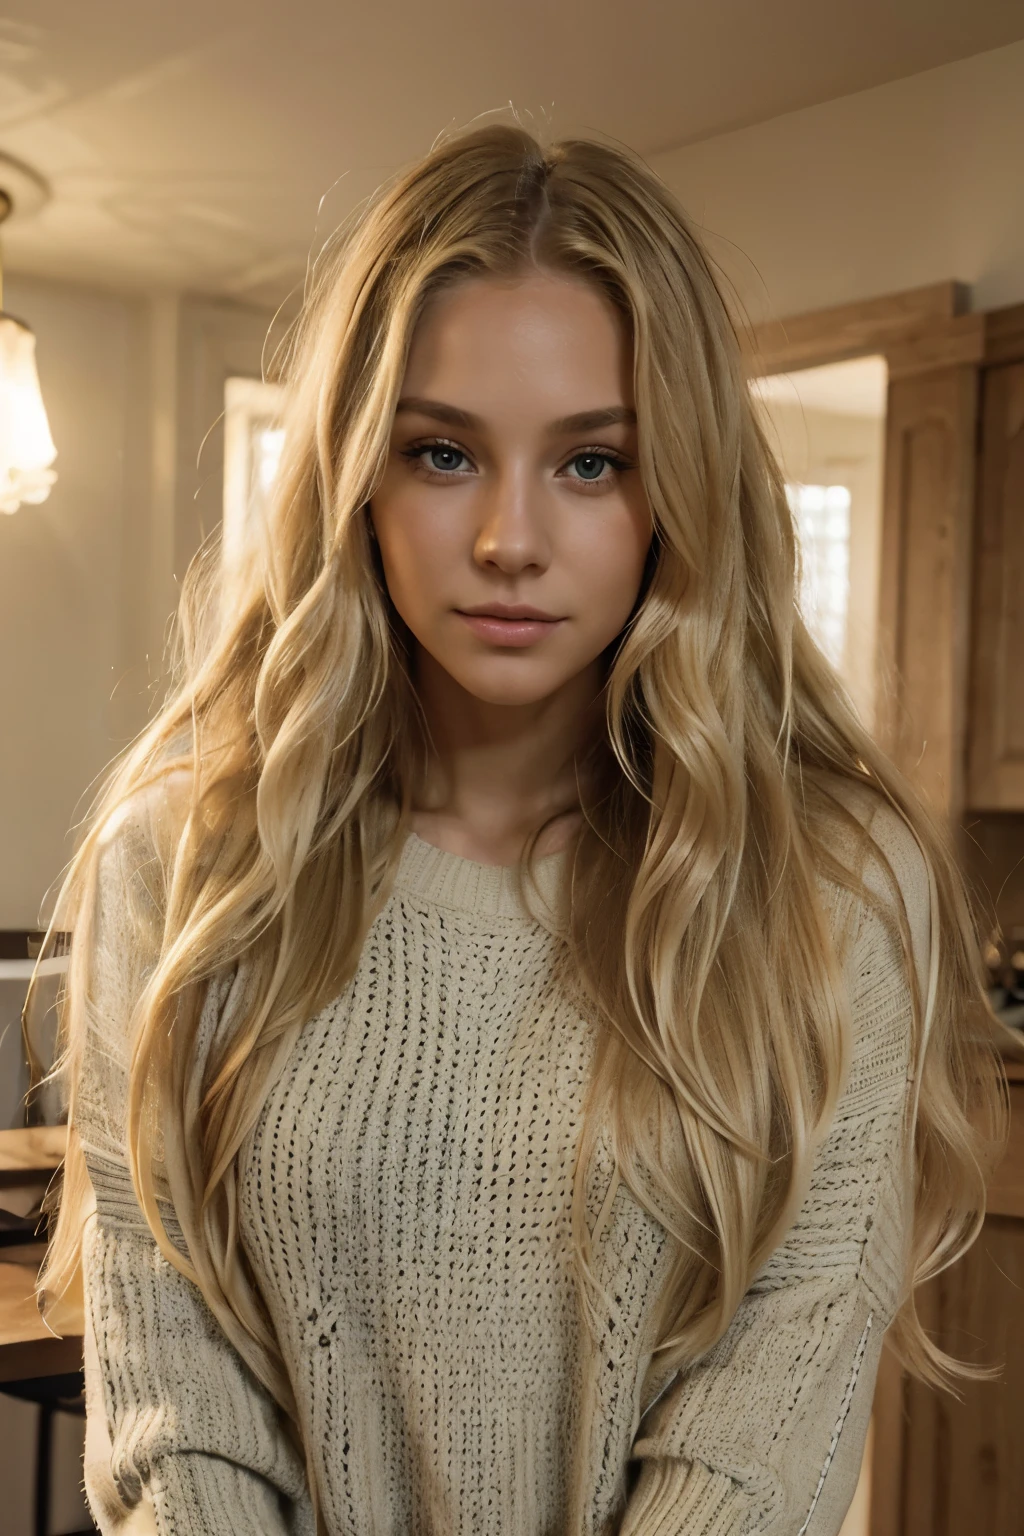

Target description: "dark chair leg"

left=34, top=1398, right=52, bottom=1536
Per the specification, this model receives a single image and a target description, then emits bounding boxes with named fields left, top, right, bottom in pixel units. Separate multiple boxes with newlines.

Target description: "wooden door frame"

left=743, top=278, right=1024, bottom=379
left=744, top=279, right=969, bottom=377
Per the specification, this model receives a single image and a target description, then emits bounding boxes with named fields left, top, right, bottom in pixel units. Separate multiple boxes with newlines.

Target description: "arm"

left=76, top=799, right=314, bottom=1536
left=81, top=1166, right=313, bottom=1536
left=619, top=803, right=929, bottom=1536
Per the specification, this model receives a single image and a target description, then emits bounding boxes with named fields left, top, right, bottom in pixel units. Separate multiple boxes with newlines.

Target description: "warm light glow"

left=0, top=313, right=57, bottom=514
left=222, top=375, right=285, bottom=579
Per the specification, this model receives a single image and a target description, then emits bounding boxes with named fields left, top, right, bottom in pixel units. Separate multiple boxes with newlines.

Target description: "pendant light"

left=0, top=155, right=56, bottom=515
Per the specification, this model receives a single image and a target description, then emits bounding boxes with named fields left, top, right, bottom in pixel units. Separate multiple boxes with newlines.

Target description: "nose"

left=472, top=463, right=551, bottom=576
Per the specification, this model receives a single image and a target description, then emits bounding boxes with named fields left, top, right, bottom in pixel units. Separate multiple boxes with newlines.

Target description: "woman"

left=32, top=123, right=1004, bottom=1536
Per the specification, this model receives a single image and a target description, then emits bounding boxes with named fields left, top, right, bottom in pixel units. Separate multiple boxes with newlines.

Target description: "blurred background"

left=1, top=3, right=1023, bottom=1531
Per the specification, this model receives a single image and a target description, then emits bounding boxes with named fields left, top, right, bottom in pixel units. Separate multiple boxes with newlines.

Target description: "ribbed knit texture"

left=77, top=786, right=931, bottom=1536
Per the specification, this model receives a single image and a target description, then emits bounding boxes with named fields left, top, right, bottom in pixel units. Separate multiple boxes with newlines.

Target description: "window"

left=787, top=481, right=852, bottom=670
left=750, top=356, right=886, bottom=730
left=222, top=376, right=286, bottom=576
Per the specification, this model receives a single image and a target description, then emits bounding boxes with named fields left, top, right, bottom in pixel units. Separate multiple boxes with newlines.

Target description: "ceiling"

left=2, top=1, right=1023, bottom=310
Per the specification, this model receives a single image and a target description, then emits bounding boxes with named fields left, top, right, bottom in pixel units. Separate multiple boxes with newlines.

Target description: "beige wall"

left=1, top=275, right=151, bottom=928
left=0, top=276, right=271, bottom=928
left=650, top=39, right=1024, bottom=323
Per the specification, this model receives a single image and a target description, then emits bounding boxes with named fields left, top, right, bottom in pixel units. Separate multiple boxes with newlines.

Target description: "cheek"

left=375, top=504, right=458, bottom=615
left=567, top=515, right=651, bottom=631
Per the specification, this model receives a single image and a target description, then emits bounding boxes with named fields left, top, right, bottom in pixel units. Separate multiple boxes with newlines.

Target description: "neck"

left=409, top=647, right=605, bottom=864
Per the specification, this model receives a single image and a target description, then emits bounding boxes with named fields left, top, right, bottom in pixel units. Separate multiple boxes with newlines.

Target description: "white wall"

left=0, top=276, right=272, bottom=929
left=651, top=39, right=1024, bottom=324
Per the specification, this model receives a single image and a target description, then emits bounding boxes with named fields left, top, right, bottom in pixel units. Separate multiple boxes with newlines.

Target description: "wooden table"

left=0, top=1125, right=67, bottom=1183
left=0, top=1124, right=83, bottom=1384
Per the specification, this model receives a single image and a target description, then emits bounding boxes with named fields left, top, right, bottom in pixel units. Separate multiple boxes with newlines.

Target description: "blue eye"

left=571, top=453, right=607, bottom=481
left=422, top=444, right=466, bottom=473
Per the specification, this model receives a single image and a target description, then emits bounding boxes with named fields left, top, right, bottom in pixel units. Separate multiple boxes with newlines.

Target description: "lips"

left=457, top=604, right=562, bottom=621
left=455, top=608, right=565, bottom=648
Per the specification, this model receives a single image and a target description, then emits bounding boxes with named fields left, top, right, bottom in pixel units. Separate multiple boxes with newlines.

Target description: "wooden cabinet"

left=967, top=362, right=1024, bottom=810
left=871, top=305, right=1024, bottom=823
left=870, top=1066, right=1024, bottom=1536
left=876, top=365, right=978, bottom=814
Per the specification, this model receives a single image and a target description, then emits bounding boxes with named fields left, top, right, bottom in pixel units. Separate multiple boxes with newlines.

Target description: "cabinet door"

left=870, top=1073, right=1024, bottom=1536
left=876, top=366, right=978, bottom=817
left=893, top=1215, right=1024, bottom=1535
left=967, top=363, right=1024, bottom=809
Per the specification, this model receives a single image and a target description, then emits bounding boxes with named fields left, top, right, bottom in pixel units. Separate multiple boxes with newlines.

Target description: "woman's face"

left=368, top=269, right=653, bottom=708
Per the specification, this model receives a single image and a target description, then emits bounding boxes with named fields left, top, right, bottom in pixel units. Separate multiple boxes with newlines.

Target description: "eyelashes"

left=399, top=436, right=634, bottom=489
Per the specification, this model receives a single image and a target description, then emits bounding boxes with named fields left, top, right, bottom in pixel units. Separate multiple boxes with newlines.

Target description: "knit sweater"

left=77, top=785, right=931, bottom=1536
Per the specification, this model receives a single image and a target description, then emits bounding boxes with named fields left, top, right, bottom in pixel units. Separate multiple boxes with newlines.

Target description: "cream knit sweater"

left=77, top=786, right=931, bottom=1536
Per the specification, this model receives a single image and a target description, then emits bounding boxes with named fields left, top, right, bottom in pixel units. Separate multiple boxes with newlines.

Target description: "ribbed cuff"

left=149, top=1451, right=314, bottom=1536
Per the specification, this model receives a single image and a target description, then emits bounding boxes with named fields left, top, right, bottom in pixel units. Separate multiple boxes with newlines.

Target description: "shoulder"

left=90, top=769, right=194, bottom=951
left=94, top=769, right=192, bottom=879
left=811, top=775, right=932, bottom=1013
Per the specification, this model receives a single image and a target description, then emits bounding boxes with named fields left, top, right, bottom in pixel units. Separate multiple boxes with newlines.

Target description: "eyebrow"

left=394, top=396, right=637, bottom=435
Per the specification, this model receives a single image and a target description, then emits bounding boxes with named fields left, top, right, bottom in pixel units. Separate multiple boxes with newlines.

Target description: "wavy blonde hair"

left=31, top=122, right=1006, bottom=1526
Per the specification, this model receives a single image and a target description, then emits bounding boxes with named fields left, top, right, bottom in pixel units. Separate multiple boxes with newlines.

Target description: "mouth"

left=458, top=603, right=562, bottom=621
left=454, top=606, right=565, bottom=648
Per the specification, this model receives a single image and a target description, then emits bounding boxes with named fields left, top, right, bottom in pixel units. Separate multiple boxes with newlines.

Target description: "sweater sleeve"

left=618, top=800, right=930, bottom=1536
left=76, top=800, right=315, bottom=1536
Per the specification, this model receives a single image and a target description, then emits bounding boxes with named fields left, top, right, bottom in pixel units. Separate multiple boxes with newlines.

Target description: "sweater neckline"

left=393, top=830, right=569, bottom=922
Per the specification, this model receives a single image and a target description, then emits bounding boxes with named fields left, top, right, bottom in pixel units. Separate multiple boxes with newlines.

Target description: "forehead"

left=401, top=271, right=635, bottom=415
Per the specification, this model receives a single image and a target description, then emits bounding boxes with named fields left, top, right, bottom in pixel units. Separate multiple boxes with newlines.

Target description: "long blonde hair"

left=32, top=122, right=1005, bottom=1523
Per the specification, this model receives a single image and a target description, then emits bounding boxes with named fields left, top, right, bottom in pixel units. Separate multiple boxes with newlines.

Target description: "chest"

left=235, top=898, right=677, bottom=1534
left=238, top=899, right=605, bottom=1328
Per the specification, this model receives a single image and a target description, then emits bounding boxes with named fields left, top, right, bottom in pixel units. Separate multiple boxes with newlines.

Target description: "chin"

left=453, top=661, right=571, bottom=707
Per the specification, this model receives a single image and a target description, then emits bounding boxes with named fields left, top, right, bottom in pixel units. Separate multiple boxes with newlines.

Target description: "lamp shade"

left=0, top=312, right=57, bottom=514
